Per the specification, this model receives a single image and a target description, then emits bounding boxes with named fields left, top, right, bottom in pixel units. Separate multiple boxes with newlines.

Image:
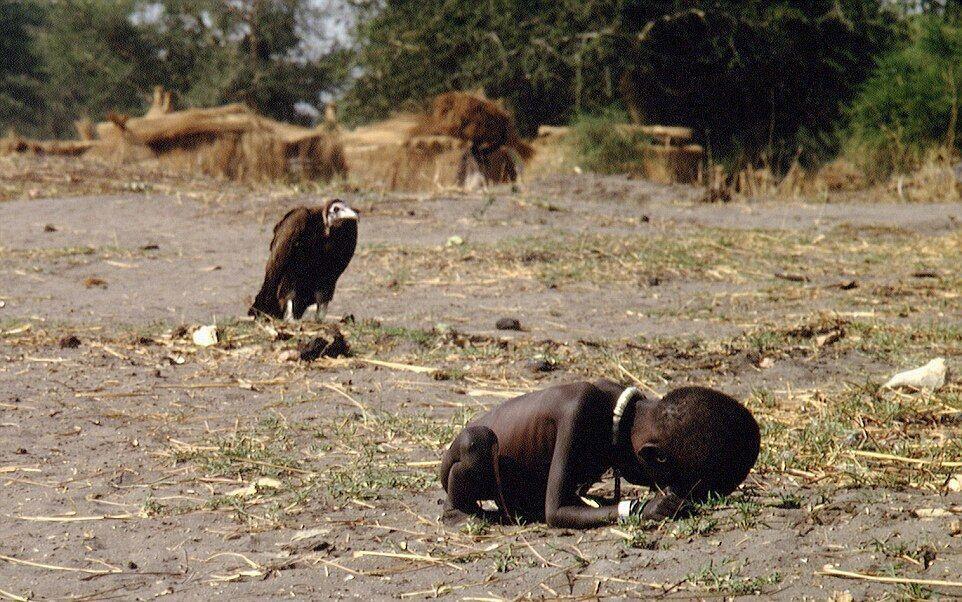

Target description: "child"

left=440, top=379, right=759, bottom=528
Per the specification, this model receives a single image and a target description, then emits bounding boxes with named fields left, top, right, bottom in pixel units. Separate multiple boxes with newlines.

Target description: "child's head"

left=627, top=386, right=760, bottom=500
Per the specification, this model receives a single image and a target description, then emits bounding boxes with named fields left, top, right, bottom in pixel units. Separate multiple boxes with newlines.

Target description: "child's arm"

left=543, top=436, right=620, bottom=528
left=543, top=399, right=688, bottom=529
left=542, top=401, right=622, bottom=528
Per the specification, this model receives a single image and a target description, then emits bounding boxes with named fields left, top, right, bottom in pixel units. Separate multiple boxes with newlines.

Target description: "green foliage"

left=0, top=0, right=46, bottom=135
left=33, top=0, right=160, bottom=136
left=346, top=0, right=901, bottom=166
left=343, top=0, right=628, bottom=134
left=145, top=0, right=351, bottom=122
left=7, top=0, right=350, bottom=137
left=569, top=109, right=651, bottom=174
left=845, top=15, right=962, bottom=177
left=619, top=1, right=901, bottom=169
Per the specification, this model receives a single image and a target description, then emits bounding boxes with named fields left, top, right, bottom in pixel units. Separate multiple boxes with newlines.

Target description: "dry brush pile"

left=1, top=87, right=348, bottom=184
left=342, top=91, right=536, bottom=192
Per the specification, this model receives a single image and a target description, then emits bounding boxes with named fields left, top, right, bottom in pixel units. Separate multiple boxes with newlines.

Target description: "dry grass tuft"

left=714, top=151, right=960, bottom=203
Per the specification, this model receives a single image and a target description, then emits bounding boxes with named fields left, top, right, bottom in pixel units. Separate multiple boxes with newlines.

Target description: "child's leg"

left=440, top=425, right=505, bottom=525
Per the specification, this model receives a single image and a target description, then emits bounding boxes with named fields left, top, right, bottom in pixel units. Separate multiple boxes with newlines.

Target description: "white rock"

left=191, top=324, right=218, bottom=347
left=277, top=349, right=299, bottom=362
left=255, top=477, right=282, bottom=490
left=883, top=357, right=947, bottom=391
left=227, top=478, right=282, bottom=498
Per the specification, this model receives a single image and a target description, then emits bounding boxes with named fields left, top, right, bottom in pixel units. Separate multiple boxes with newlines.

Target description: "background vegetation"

left=845, top=14, right=962, bottom=178
left=2, top=0, right=962, bottom=175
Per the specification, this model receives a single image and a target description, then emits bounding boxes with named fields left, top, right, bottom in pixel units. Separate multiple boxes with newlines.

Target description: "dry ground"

left=1, top=156, right=961, bottom=600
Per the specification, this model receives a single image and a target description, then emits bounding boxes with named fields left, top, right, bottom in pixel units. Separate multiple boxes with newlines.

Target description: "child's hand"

left=617, top=491, right=686, bottom=522
left=640, top=491, right=687, bottom=521
left=616, top=499, right=643, bottom=520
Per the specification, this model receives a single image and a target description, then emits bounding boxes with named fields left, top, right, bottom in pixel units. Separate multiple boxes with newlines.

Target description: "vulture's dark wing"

left=249, top=208, right=311, bottom=318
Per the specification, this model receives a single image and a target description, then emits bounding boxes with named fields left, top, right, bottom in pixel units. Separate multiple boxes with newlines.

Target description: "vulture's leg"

left=291, top=296, right=313, bottom=321
left=313, top=291, right=329, bottom=321
left=283, top=299, right=297, bottom=323
left=314, top=303, right=328, bottom=321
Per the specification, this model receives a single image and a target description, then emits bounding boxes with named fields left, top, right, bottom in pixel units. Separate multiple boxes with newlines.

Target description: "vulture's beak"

left=339, top=206, right=358, bottom=221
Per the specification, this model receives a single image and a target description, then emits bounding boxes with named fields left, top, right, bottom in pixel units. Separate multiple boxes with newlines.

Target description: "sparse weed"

left=686, top=562, right=781, bottom=595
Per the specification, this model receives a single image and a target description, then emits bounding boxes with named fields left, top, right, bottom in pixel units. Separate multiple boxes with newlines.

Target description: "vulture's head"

left=323, top=198, right=358, bottom=233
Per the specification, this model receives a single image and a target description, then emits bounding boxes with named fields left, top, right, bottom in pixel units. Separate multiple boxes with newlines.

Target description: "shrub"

left=569, top=109, right=653, bottom=174
left=845, top=15, right=962, bottom=178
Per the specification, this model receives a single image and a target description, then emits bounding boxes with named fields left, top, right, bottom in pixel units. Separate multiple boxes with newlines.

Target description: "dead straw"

left=0, top=554, right=119, bottom=575
left=817, top=564, right=962, bottom=589
left=848, top=450, right=962, bottom=468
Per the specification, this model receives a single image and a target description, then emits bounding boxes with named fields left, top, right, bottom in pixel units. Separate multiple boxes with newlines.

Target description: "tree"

left=345, top=0, right=901, bottom=165
left=846, top=14, right=962, bottom=176
left=33, top=0, right=161, bottom=136
left=618, top=1, right=901, bottom=168
left=147, top=0, right=351, bottom=122
left=24, top=0, right=350, bottom=136
left=0, top=0, right=47, bottom=135
left=343, top=0, right=628, bottom=134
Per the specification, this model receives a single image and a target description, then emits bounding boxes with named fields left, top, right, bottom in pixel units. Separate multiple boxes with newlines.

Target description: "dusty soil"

left=1, top=168, right=961, bottom=600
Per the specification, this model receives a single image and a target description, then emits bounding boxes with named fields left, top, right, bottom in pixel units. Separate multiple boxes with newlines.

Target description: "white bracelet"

left=617, top=500, right=634, bottom=519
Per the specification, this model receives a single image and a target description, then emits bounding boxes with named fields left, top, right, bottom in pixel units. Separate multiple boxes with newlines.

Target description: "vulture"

left=249, top=199, right=358, bottom=321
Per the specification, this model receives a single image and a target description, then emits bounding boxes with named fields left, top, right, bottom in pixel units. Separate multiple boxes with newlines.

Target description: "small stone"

left=495, top=317, right=522, bottom=331
left=445, top=235, right=464, bottom=247
left=83, top=277, right=107, bottom=289
left=277, top=349, right=299, bottom=362
left=164, top=354, right=186, bottom=365
left=883, top=357, right=947, bottom=391
left=527, top=358, right=557, bottom=373
left=43, top=224, right=57, bottom=232
left=58, top=335, right=81, bottom=349
left=191, top=325, right=218, bottom=347
left=950, top=520, right=961, bottom=537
